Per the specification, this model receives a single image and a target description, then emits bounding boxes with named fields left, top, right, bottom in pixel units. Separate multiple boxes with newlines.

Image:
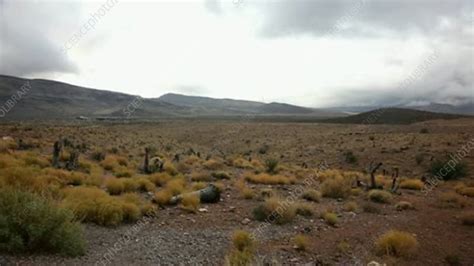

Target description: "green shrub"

left=429, top=159, right=467, bottom=180
left=264, top=158, right=279, bottom=174
left=0, top=189, right=85, bottom=256
left=368, top=190, right=392, bottom=204
left=344, top=151, right=357, bottom=164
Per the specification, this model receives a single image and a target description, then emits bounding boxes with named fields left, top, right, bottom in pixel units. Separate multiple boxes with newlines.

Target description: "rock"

left=198, top=208, right=208, bottom=213
left=241, top=218, right=251, bottom=225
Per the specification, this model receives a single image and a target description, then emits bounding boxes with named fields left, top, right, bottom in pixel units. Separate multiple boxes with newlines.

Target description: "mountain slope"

left=0, top=75, right=193, bottom=120
left=323, top=108, right=468, bottom=125
left=158, top=93, right=341, bottom=116
left=0, top=75, right=343, bottom=120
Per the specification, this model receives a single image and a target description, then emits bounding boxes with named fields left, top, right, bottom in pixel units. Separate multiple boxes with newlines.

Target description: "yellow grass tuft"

left=438, top=192, right=469, bottom=208
left=375, top=230, right=418, bottom=258
left=400, top=179, right=424, bottom=190
left=302, top=189, right=321, bottom=202
left=181, top=193, right=200, bottom=213
left=293, top=234, right=309, bottom=251
left=368, top=190, right=392, bottom=204
left=245, top=173, right=295, bottom=185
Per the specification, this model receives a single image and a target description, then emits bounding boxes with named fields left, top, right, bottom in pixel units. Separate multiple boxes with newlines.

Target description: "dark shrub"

left=429, top=158, right=467, bottom=180
left=0, top=189, right=85, bottom=257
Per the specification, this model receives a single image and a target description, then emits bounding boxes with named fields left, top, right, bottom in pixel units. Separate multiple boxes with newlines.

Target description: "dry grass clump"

left=438, top=192, right=469, bottom=209
left=181, top=194, right=201, bottom=213
left=119, top=193, right=156, bottom=216
left=295, top=202, right=314, bottom=217
left=153, top=189, right=173, bottom=206
left=460, top=212, right=474, bottom=226
left=344, top=201, right=358, bottom=212
left=136, top=177, right=156, bottom=192
left=321, top=175, right=351, bottom=199
left=252, top=197, right=296, bottom=224
left=203, top=159, right=225, bottom=170
left=0, top=138, right=18, bottom=152
left=232, top=157, right=254, bottom=169
left=163, top=162, right=179, bottom=175
left=235, top=179, right=255, bottom=199
left=148, top=173, right=172, bottom=187
left=399, top=179, right=424, bottom=190
left=61, top=186, right=149, bottom=226
left=0, top=166, right=61, bottom=196
left=375, top=230, right=418, bottom=258
left=190, top=171, right=212, bottom=182
left=245, top=173, right=295, bottom=185
left=100, top=155, right=127, bottom=171
left=192, top=182, right=208, bottom=191
left=165, top=178, right=187, bottom=195
left=292, top=234, right=309, bottom=251
left=395, top=201, right=414, bottom=211
left=455, top=183, right=474, bottom=197
left=368, top=190, right=393, bottom=204
left=106, top=178, right=125, bottom=195
left=302, top=189, right=321, bottom=202
left=322, top=212, right=338, bottom=226
left=184, top=155, right=201, bottom=165
left=226, top=230, right=254, bottom=266
left=61, top=187, right=124, bottom=226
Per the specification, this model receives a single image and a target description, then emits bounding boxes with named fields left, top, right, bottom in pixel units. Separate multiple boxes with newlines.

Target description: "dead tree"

left=52, top=141, right=62, bottom=168
left=368, top=161, right=383, bottom=189
left=144, top=147, right=151, bottom=174
left=66, top=149, right=79, bottom=171
left=390, top=168, right=400, bottom=194
left=170, top=184, right=221, bottom=205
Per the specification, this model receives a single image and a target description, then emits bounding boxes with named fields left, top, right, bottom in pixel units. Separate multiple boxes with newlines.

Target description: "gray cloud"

left=0, top=1, right=80, bottom=77
left=253, top=0, right=472, bottom=38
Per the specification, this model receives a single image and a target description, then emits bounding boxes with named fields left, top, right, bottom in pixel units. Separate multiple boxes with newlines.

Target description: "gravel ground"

left=2, top=221, right=232, bottom=266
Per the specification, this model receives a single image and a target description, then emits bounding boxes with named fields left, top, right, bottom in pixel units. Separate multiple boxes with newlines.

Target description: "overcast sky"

left=0, top=0, right=472, bottom=107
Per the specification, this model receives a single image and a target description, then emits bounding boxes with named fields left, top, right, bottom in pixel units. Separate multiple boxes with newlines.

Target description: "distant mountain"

left=411, top=102, right=474, bottom=116
left=323, top=108, right=468, bottom=125
left=0, top=75, right=343, bottom=120
left=326, top=102, right=474, bottom=116
left=158, top=93, right=332, bottom=116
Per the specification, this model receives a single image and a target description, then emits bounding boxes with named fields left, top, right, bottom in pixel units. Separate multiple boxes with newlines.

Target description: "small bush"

left=445, top=254, right=461, bottom=266
left=438, top=192, right=469, bottom=209
left=106, top=178, right=125, bottom=195
left=252, top=197, right=296, bottom=225
left=460, top=212, right=474, bottom=226
left=0, top=189, right=85, bottom=256
left=227, top=230, right=254, bottom=266
left=321, top=176, right=351, bottom=199
left=211, top=171, right=231, bottom=180
left=163, top=162, right=178, bottom=176
left=122, top=179, right=139, bottom=193
left=375, top=230, right=418, bottom=258
left=136, top=178, right=156, bottom=192
left=368, top=190, right=392, bottom=204
left=302, top=189, right=321, bottom=202
left=344, top=151, right=357, bottom=164
left=232, top=230, right=254, bottom=252
left=264, top=158, right=279, bottom=174
left=181, top=194, right=200, bottom=213
left=344, top=201, right=358, bottom=212
left=190, top=172, right=212, bottom=182
left=429, top=159, right=467, bottom=180
left=293, top=234, right=309, bottom=251
left=400, top=179, right=424, bottom=190
left=415, top=154, right=424, bottom=165
left=245, top=173, right=295, bottom=185
left=165, top=178, right=186, bottom=195
left=203, top=159, right=224, bottom=170
left=322, top=212, right=338, bottom=226
left=153, top=189, right=173, bottom=206
left=457, top=187, right=474, bottom=197
left=419, top=128, right=429, bottom=134
left=362, top=202, right=381, bottom=214
left=395, top=201, right=414, bottom=211
left=149, top=173, right=172, bottom=186
left=295, top=203, right=314, bottom=217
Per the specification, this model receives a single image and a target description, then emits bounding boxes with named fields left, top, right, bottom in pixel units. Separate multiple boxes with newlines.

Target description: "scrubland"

left=0, top=118, right=473, bottom=265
